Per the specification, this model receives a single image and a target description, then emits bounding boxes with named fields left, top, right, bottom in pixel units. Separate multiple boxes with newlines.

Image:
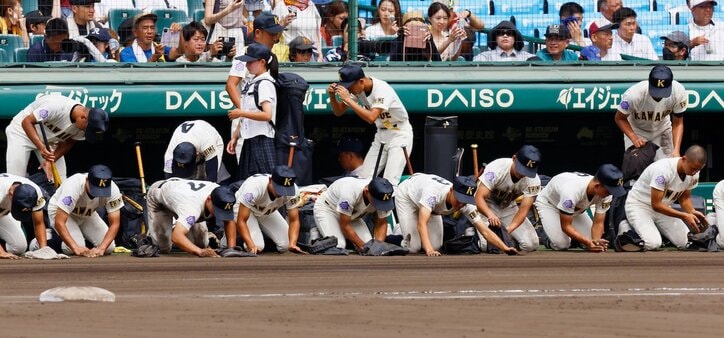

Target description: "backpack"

left=253, top=72, right=314, bottom=185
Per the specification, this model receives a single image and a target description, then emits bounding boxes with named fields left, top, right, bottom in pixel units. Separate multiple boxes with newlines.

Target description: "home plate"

left=39, top=287, right=116, bottom=303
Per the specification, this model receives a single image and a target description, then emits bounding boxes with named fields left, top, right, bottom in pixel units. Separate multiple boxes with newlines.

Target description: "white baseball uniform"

left=618, top=80, right=687, bottom=160
left=313, top=177, right=392, bottom=249
left=48, top=173, right=123, bottom=255
left=396, top=174, right=481, bottom=253
left=355, top=77, right=414, bottom=186
left=5, top=95, right=86, bottom=179
left=233, top=174, right=299, bottom=252
left=475, top=158, right=541, bottom=252
left=0, top=174, right=46, bottom=254
left=146, top=178, right=221, bottom=253
left=622, top=157, right=698, bottom=250
left=535, top=172, right=612, bottom=250
left=163, top=120, right=225, bottom=181
left=712, top=180, right=724, bottom=248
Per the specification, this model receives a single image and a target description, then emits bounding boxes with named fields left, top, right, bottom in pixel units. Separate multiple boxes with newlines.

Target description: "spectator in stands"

left=93, top=0, right=134, bottom=25
left=473, top=20, right=532, bottom=61
left=661, top=31, right=690, bottom=61
left=77, top=26, right=117, bottom=62
left=427, top=2, right=465, bottom=61
left=559, top=1, right=589, bottom=47
left=272, top=0, right=323, bottom=62
left=134, top=0, right=189, bottom=15
left=325, top=18, right=377, bottom=62
left=25, top=10, right=51, bottom=40
left=176, top=21, right=227, bottom=63
left=610, top=7, right=657, bottom=60
left=204, top=0, right=247, bottom=51
left=364, top=0, right=401, bottom=40
left=288, top=36, right=314, bottom=62
left=588, top=0, right=622, bottom=32
left=581, top=22, right=621, bottom=60
left=389, top=10, right=441, bottom=61
left=320, top=0, right=347, bottom=47
left=687, top=0, right=724, bottom=61
left=1, top=0, right=28, bottom=46
left=536, top=24, right=579, bottom=61
left=117, top=17, right=135, bottom=48
left=432, top=1, right=484, bottom=61
left=119, top=12, right=172, bottom=62
left=27, top=18, right=73, bottom=62
left=66, top=0, right=101, bottom=38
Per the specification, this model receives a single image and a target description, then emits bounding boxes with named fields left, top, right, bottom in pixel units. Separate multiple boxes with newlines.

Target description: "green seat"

left=22, top=0, right=38, bottom=14
left=14, top=47, right=28, bottom=62
left=0, top=48, right=7, bottom=63
left=193, top=8, right=205, bottom=24
left=31, top=34, right=44, bottom=47
left=331, top=35, right=343, bottom=47
left=108, top=8, right=142, bottom=32
left=0, top=34, right=23, bottom=62
left=152, top=8, right=189, bottom=31
left=187, top=0, right=204, bottom=16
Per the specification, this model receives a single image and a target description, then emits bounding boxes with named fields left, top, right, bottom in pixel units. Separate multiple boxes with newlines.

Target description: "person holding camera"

left=364, top=0, right=401, bottom=40
left=27, top=18, right=74, bottom=62
left=176, top=21, right=232, bottom=63
left=119, top=12, right=173, bottom=62
left=271, top=0, right=323, bottom=62
left=203, top=0, right=247, bottom=53
left=427, top=2, right=465, bottom=61
left=389, top=10, right=441, bottom=62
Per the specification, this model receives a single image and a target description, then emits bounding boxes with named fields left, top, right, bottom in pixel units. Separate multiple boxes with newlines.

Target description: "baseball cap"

left=544, top=24, right=570, bottom=39
left=85, top=108, right=108, bottom=143
left=648, top=64, right=674, bottom=98
left=69, top=0, right=96, bottom=5
left=452, top=176, right=477, bottom=206
left=87, top=27, right=111, bottom=42
left=337, top=135, right=365, bottom=155
left=289, top=36, right=315, bottom=51
left=338, top=64, right=365, bottom=89
left=595, top=164, right=626, bottom=198
left=210, top=186, right=236, bottom=224
left=253, top=12, right=284, bottom=34
left=660, top=31, right=690, bottom=49
left=88, top=164, right=113, bottom=198
left=117, top=18, right=135, bottom=45
left=368, top=177, right=395, bottom=211
left=691, top=0, right=717, bottom=8
left=514, top=145, right=542, bottom=178
left=172, top=142, right=197, bottom=178
left=25, top=10, right=51, bottom=26
left=133, top=11, right=158, bottom=29
left=10, top=184, right=38, bottom=222
left=271, top=166, right=297, bottom=197
left=235, top=42, right=272, bottom=62
left=589, top=22, right=618, bottom=36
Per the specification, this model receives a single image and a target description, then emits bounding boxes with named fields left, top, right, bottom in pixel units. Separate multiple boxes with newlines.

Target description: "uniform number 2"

left=187, top=182, right=206, bottom=191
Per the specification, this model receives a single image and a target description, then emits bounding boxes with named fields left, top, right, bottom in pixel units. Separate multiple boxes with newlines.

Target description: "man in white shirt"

left=66, top=0, right=101, bottom=38
left=687, top=0, right=724, bottom=61
left=610, top=7, right=658, bottom=60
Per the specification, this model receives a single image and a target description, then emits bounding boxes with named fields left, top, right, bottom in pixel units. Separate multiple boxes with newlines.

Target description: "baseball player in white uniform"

left=396, top=174, right=517, bottom=256
left=615, top=65, right=687, bottom=161
left=163, top=120, right=226, bottom=183
left=146, top=178, right=236, bottom=257
left=5, top=95, right=109, bottom=180
left=710, top=180, right=724, bottom=248
left=535, top=164, right=626, bottom=252
left=233, top=166, right=302, bottom=254
left=620, top=145, right=708, bottom=250
left=474, top=145, right=542, bottom=252
left=0, top=174, right=47, bottom=258
left=328, top=64, right=413, bottom=186
left=47, top=165, right=122, bottom=257
left=313, top=176, right=394, bottom=252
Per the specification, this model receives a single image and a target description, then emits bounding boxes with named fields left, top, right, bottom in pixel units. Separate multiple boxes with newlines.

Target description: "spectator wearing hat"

left=24, top=10, right=51, bottom=40
left=27, top=18, right=73, bottom=62
left=119, top=11, right=173, bottom=62
left=176, top=21, right=229, bottom=63
left=81, top=26, right=117, bottom=62
left=536, top=24, right=580, bottom=61
left=0, top=175, right=48, bottom=258
left=5, top=95, right=109, bottom=180
left=116, top=17, right=135, bottom=48
left=389, top=9, right=442, bottom=62
left=272, top=0, right=324, bottom=62
left=0, top=0, right=28, bottom=46
left=610, top=7, right=657, bottom=60
left=559, top=1, right=589, bottom=47
left=581, top=22, right=621, bottom=61
left=288, top=36, right=315, bottom=62
left=163, top=120, right=226, bottom=183
left=661, top=31, right=690, bottom=60
left=688, top=0, right=724, bottom=60
left=46, top=165, right=123, bottom=257
left=535, top=164, right=626, bottom=252
left=473, top=21, right=532, bottom=62
left=66, top=0, right=101, bottom=38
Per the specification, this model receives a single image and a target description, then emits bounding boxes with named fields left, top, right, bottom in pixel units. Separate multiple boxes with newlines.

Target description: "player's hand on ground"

left=197, top=248, right=220, bottom=258
left=73, top=246, right=91, bottom=257
left=586, top=240, right=607, bottom=252
left=592, top=239, right=609, bottom=248
left=288, top=245, right=308, bottom=255
left=0, top=251, right=20, bottom=259
left=504, top=247, right=519, bottom=256
left=87, top=247, right=105, bottom=258
left=425, top=249, right=441, bottom=257
left=247, top=245, right=262, bottom=254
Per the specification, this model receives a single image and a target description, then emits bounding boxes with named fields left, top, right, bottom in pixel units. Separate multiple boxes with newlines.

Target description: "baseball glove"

left=132, top=236, right=160, bottom=258
left=685, top=225, right=720, bottom=252
left=216, top=247, right=258, bottom=257
left=298, top=236, right=339, bottom=255
left=614, top=229, right=645, bottom=252
left=361, top=239, right=408, bottom=256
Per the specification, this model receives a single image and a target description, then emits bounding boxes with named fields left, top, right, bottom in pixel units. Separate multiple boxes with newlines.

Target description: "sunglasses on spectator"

left=496, top=29, right=515, bottom=37
left=295, top=49, right=313, bottom=54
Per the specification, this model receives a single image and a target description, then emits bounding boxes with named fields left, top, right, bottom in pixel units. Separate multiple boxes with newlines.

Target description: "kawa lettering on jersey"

left=632, top=110, right=672, bottom=122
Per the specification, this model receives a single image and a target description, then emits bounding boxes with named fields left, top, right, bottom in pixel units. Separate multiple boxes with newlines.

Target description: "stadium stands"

left=153, top=8, right=190, bottom=32
left=0, top=35, right=23, bottom=63
left=109, top=8, right=142, bottom=32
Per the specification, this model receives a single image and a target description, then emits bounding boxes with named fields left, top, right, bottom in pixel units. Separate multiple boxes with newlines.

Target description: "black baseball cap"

left=453, top=176, right=477, bottom=205
left=648, top=64, right=673, bottom=98
left=11, top=183, right=38, bottom=222
left=271, top=166, right=297, bottom=196
left=117, top=17, right=135, bottom=45
left=514, top=145, right=542, bottom=178
left=210, top=186, right=236, bottom=225
left=235, top=42, right=272, bottom=62
left=595, top=163, right=626, bottom=197
left=25, top=10, right=51, bottom=26
left=338, top=64, right=365, bottom=89
left=545, top=24, right=570, bottom=39
left=368, top=177, right=394, bottom=211
left=172, top=142, right=197, bottom=178
left=85, top=108, right=108, bottom=143
left=253, top=12, right=284, bottom=34
left=88, top=164, right=113, bottom=198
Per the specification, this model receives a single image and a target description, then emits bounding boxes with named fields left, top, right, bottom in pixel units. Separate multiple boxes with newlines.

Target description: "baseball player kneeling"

left=163, top=120, right=228, bottom=183
left=535, top=164, right=626, bottom=252
left=711, top=180, right=724, bottom=248
left=0, top=174, right=48, bottom=258
left=45, top=165, right=122, bottom=258
left=146, top=179, right=236, bottom=257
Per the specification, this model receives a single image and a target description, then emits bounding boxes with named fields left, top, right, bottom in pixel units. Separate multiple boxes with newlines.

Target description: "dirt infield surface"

left=1, top=251, right=724, bottom=338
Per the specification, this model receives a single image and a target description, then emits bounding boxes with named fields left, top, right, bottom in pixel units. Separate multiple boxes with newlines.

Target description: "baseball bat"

left=38, top=123, right=62, bottom=188
left=402, top=145, right=414, bottom=175
left=287, top=141, right=297, bottom=168
left=471, top=144, right=479, bottom=179
left=134, top=142, right=147, bottom=195
left=373, top=142, right=385, bottom=177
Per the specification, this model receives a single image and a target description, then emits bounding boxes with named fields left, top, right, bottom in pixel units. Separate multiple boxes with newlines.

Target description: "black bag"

left=614, top=229, right=645, bottom=252
left=112, top=178, right=147, bottom=249
left=443, top=234, right=481, bottom=254
left=685, top=225, right=720, bottom=252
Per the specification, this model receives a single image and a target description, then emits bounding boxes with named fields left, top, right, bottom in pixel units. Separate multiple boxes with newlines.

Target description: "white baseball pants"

left=476, top=203, right=539, bottom=252
left=48, top=206, right=115, bottom=255
left=313, top=195, right=372, bottom=249
left=535, top=202, right=592, bottom=250
left=359, top=128, right=413, bottom=186
left=623, top=200, right=689, bottom=250
left=396, top=193, right=443, bottom=253
left=0, top=216, right=29, bottom=254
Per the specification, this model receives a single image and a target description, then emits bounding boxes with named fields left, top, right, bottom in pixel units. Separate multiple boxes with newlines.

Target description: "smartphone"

left=160, top=27, right=180, bottom=48
left=220, top=37, right=236, bottom=56
left=405, top=25, right=428, bottom=49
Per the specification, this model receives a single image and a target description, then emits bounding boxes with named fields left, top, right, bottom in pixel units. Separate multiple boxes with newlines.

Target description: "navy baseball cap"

left=88, top=164, right=113, bottom=198
left=338, top=64, right=365, bottom=89
left=25, top=10, right=51, bottom=26
left=85, top=108, right=108, bottom=143
left=253, top=12, right=284, bottom=34
left=235, top=42, right=272, bottom=62
left=649, top=64, right=673, bottom=98
left=87, top=27, right=111, bottom=42
left=172, top=142, right=197, bottom=178
left=368, top=177, right=394, bottom=211
left=453, top=176, right=477, bottom=205
left=514, top=145, right=542, bottom=178
left=11, top=183, right=38, bottom=222
left=595, top=164, right=626, bottom=197
left=210, top=186, right=236, bottom=225
left=271, top=166, right=297, bottom=196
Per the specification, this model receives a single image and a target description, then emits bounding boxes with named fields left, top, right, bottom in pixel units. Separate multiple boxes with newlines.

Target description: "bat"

left=38, top=123, right=61, bottom=188
left=471, top=144, right=479, bottom=180
left=134, top=142, right=147, bottom=195
left=402, top=145, right=414, bottom=175
left=373, top=142, right=385, bottom=177
left=288, top=141, right=297, bottom=168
